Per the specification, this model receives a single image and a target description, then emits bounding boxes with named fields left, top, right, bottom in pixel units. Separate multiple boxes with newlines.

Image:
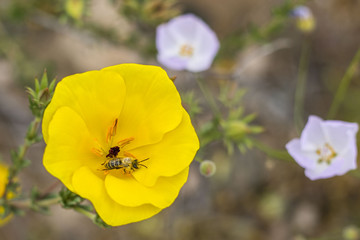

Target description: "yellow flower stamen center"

left=316, top=143, right=337, bottom=164
left=179, top=44, right=194, bottom=57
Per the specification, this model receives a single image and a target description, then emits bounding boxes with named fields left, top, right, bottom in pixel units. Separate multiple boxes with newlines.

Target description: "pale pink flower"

left=286, top=115, right=358, bottom=180
left=156, top=14, right=220, bottom=72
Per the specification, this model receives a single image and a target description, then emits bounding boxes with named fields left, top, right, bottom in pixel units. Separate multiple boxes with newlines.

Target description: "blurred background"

left=1, top=0, right=360, bottom=239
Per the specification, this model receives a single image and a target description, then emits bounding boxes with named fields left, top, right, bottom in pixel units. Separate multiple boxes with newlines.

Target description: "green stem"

left=327, top=48, right=360, bottom=119
left=73, top=206, right=97, bottom=221
left=252, top=138, right=293, bottom=162
left=294, top=40, right=310, bottom=134
left=2, top=116, right=42, bottom=202
left=9, top=195, right=61, bottom=209
left=18, top=117, right=41, bottom=160
left=195, top=74, right=222, bottom=120
left=37, top=196, right=61, bottom=206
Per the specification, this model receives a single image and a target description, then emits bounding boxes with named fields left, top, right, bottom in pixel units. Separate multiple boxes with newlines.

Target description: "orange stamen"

left=123, top=151, right=136, bottom=158
left=106, top=118, right=118, bottom=143
left=117, top=137, right=135, bottom=148
left=179, top=44, right=194, bottom=57
left=91, top=147, right=104, bottom=157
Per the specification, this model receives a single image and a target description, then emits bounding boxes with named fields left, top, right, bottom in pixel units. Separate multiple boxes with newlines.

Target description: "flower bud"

left=65, top=0, right=85, bottom=20
left=221, top=120, right=250, bottom=142
left=291, top=6, right=316, bottom=33
left=39, top=88, right=50, bottom=103
left=199, top=160, right=216, bottom=177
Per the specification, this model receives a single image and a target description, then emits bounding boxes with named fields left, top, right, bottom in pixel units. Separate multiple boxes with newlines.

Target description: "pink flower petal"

left=287, top=115, right=358, bottom=180
left=286, top=139, right=318, bottom=169
left=156, top=14, right=219, bottom=72
left=322, top=120, right=358, bottom=155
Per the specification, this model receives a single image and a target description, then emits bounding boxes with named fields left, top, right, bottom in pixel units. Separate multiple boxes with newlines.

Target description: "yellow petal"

left=43, top=106, right=100, bottom=191
left=43, top=70, right=126, bottom=146
left=102, top=64, right=183, bottom=149
left=0, top=206, right=13, bottom=226
left=72, top=166, right=162, bottom=226
left=0, top=163, right=9, bottom=197
left=105, top=167, right=189, bottom=208
left=130, top=110, right=199, bottom=186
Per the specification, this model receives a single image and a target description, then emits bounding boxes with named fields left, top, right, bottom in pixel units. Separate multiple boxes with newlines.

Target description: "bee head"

left=132, top=160, right=139, bottom=169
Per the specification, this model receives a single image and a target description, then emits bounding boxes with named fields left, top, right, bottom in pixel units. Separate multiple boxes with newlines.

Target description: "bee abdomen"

left=105, top=158, right=122, bottom=169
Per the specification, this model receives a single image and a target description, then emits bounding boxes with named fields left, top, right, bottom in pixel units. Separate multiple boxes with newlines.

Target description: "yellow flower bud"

left=65, top=0, right=84, bottom=20
left=291, top=6, right=316, bottom=33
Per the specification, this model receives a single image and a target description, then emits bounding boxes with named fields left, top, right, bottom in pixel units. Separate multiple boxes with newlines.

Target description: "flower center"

left=316, top=143, right=337, bottom=164
left=179, top=44, right=194, bottom=57
left=106, top=146, right=120, bottom=158
left=92, top=118, right=149, bottom=174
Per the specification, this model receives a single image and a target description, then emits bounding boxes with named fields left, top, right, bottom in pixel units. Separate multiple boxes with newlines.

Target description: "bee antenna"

left=139, top=158, right=149, bottom=163
left=138, top=164, right=148, bottom=168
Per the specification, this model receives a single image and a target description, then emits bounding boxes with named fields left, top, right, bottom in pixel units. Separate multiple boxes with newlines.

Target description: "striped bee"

left=101, top=157, right=149, bottom=173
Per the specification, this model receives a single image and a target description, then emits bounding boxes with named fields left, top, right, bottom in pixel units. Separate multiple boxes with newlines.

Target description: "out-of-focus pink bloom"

left=286, top=115, right=358, bottom=180
left=291, top=6, right=312, bottom=19
left=291, top=5, right=316, bottom=33
left=156, top=14, right=219, bottom=72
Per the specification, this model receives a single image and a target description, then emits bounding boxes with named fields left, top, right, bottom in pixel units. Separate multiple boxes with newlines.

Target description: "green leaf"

left=26, top=87, right=36, bottom=99
left=199, top=120, right=222, bottom=148
left=244, top=137, right=253, bottom=149
left=224, top=139, right=234, bottom=156
left=49, top=79, right=56, bottom=95
left=60, top=187, right=85, bottom=208
left=94, top=214, right=111, bottom=228
left=34, top=78, right=40, bottom=93
left=238, top=144, right=247, bottom=154
left=10, top=150, right=20, bottom=163
left=250, top=126, right=264, bottom=134
left=228, top=107, right=244, bottom=120
left=242, top=113, right=257, bottom=123
left=19, top=159, right=31, bottom=169
left=181, top=91, right=202, bottom=118
left=40, top=70, right=48, bottom=90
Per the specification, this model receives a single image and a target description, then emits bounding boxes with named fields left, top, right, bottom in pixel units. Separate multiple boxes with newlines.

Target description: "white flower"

left=156, top=14, right=220, bottom=72
left=286, top=115, right=358, bottom=180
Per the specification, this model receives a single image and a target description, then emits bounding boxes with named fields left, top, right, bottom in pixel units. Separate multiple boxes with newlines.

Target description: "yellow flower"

left=42, top=64, right=199, bottom=226
left=0, top=163, right=13, bottom=226
left=65, top=0, right=85, bottom=21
